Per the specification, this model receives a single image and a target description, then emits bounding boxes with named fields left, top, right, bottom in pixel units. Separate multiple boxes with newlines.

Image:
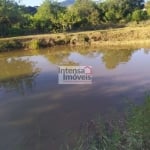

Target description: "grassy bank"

left=1, top=26, right=150, bottom=51
left=63, top=95, right=150, bottom=150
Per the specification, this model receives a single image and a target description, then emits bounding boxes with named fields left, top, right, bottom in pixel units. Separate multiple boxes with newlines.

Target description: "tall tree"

left=72, top=0, right=100, bottom=28
left=0, top=0, right=22, bottom=36
left=34, top=0, right=66, bottom=32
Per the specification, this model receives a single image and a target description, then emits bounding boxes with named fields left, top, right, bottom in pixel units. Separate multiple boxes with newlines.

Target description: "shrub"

left=132, top=10, right=147, bottom=23
left=28, top=39, right=40, bottom=50
left=0, top=40, right=22, bottom=51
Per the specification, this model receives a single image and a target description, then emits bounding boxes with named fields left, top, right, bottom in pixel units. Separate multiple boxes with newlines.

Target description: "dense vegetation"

left=1, top=0, right=150, bottom=37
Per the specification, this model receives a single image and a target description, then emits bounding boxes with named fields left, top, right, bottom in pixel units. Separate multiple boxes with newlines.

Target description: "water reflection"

left=101, top=49, right=135, bottom=69
left=46, top=49, right=79, bottom=65
left=0, top=47, right=150, bottom=150
left=0, top=47, right=139, bottom=94
left=0, top=57, right=40, bottom=94
left=44, top=47, right=136, bottom=69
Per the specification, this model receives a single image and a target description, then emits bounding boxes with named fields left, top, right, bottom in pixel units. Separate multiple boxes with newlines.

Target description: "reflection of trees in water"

left=101, top=49, right=135, bottom=69
left=45, top=47, right=136, bottom=69
left=46, top=50, right=79, bottom=65
left=0, top=74, right=37, bottom=94
left=144, top=49, right=150, bottom=54
left=0, top=48, right=137, bottom=94
left=0, top=57, right=40, bottom=94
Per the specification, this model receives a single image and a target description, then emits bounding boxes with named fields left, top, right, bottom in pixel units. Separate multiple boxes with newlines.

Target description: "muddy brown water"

left=0, top=47, right=150, bottom=150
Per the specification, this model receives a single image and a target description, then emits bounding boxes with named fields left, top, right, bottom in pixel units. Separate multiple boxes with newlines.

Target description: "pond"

left=0, top=47, right=150, bottom=150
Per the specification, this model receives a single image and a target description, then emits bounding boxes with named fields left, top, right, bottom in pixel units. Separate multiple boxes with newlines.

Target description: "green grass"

left=63, top=96, right=150, bottom=150
left=1, top=26, right=150, bottom=51
left=28, top=39, right=40, bottom=50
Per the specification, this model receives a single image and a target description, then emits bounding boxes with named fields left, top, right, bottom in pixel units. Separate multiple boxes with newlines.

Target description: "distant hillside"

left=25, top=6, right=38, bottom=14
left=21, top=6, right=38, bottom=15
left=60, top=0, right=75, bottom=6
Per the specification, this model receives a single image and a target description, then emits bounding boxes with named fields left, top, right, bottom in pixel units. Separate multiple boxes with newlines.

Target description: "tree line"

left=0, top=0, right=150, bottom=37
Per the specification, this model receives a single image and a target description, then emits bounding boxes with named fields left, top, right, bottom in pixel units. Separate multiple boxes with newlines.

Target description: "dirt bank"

left=0, top=26, right=150, bottom=51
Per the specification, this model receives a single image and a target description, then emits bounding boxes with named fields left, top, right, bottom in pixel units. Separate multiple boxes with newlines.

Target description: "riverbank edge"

left=1, top=26, right=150, bottom=51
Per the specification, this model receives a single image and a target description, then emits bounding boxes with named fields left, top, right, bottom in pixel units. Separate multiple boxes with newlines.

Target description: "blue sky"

left=21, top=0, right=64, bottom=6
left=21, top=0, right=43, bottom=6
left=20, top=0, right=146, bottom=6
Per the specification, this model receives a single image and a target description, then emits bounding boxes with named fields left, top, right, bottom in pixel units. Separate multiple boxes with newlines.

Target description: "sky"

left=20, top=0, right=146, bottom=7
left=20, top=0, right=64, bottom=6
left=21, top=0, right=43, bottom=6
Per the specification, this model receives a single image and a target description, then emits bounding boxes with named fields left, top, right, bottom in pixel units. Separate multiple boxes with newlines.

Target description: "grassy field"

left=1, top=26, right=150, bottom=51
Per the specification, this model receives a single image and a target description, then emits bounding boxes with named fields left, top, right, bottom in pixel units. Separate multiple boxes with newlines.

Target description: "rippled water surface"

left=0, top=47, right=150, bottom=150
